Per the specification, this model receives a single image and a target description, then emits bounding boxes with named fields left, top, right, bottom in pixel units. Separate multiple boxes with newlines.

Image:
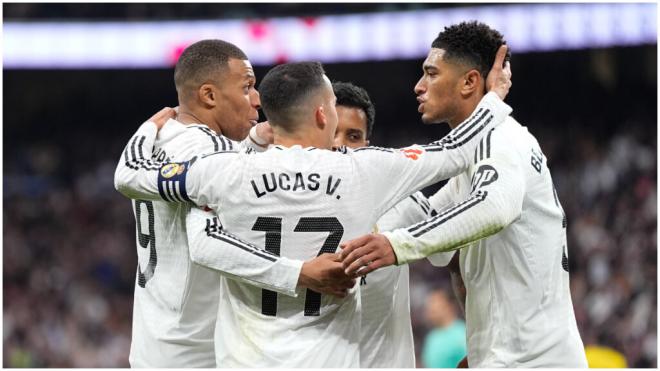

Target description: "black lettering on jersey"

left=562, top=245, right=569, bottom=272
left=360, top=276, right=367, bottom=286
left=470, top=164, right=499, bottom=192
left=278, top=173, right=291, bottom=191
left=152, top=148, right=168, bottom=162
left=251, top=180, right=266, bottom=198
left=530, top=148, right=544, bottom=174
left=135, top=200, right=157, bottom=288
left=326, top=175, right=342, bottom=196
left=307, top=173, right=320, bottom=190
left=264, top=173, right=277, bottom=192
left=251, top=172, right=341, bottom=198
left=151, top=148, right=170, bottom=162
left=292, top=173, right=306, bottom=191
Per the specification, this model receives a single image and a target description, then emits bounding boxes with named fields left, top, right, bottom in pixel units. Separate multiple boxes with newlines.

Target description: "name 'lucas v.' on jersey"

left=114, top=92, right=512, bottom=367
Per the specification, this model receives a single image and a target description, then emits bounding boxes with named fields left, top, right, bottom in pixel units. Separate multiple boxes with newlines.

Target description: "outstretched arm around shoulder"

left=187, top=207, right=356, bottom=298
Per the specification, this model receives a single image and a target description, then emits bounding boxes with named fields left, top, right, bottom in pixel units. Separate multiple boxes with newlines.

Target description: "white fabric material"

left=359, top=192, right=431, bottom=368
left=387, top=117, right=588, bottom=367
left=117, top=119, right=299, bottom=367
left=115, top=93, right=511, bottom=367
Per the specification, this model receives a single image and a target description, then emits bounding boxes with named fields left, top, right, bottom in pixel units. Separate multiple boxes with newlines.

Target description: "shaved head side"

left=174, top=39, right=248, bottom=100
left=259, top=62, right=327, bottom=132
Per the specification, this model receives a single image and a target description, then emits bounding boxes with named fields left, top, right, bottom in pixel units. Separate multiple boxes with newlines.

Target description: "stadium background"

left=3, top=3, right=657, bottom=367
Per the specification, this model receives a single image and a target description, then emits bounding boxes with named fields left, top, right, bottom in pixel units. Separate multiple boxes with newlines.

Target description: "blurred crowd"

left=3, top=116, right=655, bottom=366
left=3, top=3, right=452, bottom=21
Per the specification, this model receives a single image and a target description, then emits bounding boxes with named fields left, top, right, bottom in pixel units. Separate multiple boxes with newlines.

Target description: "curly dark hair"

left=431, top=21, right=510, bottom=81
left=332, top=81, right=376, bottom=139
left=174, top=39, right=248, bottom=100
left=259, top=62, right=327, bottom=131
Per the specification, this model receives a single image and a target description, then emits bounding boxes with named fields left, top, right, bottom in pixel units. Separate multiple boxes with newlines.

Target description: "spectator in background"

left=421, top=288, right=467, bottom=368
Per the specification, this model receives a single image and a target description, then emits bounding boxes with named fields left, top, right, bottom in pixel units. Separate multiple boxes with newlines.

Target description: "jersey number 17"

left=252, top=217, right=344, bottom=317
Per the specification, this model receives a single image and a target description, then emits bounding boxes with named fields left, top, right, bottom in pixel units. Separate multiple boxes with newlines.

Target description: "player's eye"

left=349, top=134, right=362, bottom=142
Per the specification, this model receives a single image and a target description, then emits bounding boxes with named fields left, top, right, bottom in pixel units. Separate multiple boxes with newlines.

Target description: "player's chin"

left=240, top=123, right=252, bottom=138
left=420, top=113, right=436, bottom=125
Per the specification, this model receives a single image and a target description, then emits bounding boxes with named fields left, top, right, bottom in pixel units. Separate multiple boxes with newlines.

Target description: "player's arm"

left=114, top=107, right=172, bottom=201
left=360, top=90, right=512, bottom=220
left=187, top=208, right=355, bottom=298
left=387, top=130, right=524, bottom=264
left=342, top=128, right=525, bottom=274
left=114, top=109, right=230, bottom=208
left=425, top=182, right=458, bottom=267
left=427, top=180, right=455, bottom=214
left=358, top=46, right=513, bottom=218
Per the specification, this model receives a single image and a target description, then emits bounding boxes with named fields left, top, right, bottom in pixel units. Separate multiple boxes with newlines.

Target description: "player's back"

left=174, top=94, right=511, bottom=367
left=453, top=117, right=587, bottom=367
left=206, top=145, right=390, bottom=367
left=129, top=120, right=230, bottom=367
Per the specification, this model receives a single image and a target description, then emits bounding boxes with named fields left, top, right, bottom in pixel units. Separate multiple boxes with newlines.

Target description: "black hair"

left=174, top=39, right=248, bottom=98
left=259, top=62, right=327, bottom=130
left=431, top=21, right=510, bottom=81
left=332, top=81, right=376, bottom=139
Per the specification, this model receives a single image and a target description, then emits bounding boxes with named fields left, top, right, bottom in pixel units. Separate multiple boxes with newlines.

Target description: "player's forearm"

left=187, top=210, right=301, bottom=297
left=114, top=121, right=163, bottom=201
left=374, top=94, right=512, bottom=217
left=385, top=189, right=518, bottom=264
left=427, top=183, right=454, bottom=214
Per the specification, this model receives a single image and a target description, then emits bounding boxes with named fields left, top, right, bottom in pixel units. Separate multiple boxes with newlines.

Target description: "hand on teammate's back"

left=486, top=44, right=512, bottom=100
left=298, top=253, right=356, bottom=298
left=147, top=106, right=177, bottom=130
left=339, top=233, right=398, bottom=276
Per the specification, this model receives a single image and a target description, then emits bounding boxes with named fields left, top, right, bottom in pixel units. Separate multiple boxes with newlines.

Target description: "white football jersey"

left=359, top=192, right=432, bottom=368
left=114, top=92, right=511, bottom=367
left=386, top=116, right=588, bottom=367
left=118, top=119, right=301, bottom=368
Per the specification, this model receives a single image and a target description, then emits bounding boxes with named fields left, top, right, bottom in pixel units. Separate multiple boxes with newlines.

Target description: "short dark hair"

left=259, top=62, right=327, bottom=131
left=431, top=21, right=510, bottom=81
left=174, top=39, right=248, bottom=99
left=332, top=82, right=376, bottom=139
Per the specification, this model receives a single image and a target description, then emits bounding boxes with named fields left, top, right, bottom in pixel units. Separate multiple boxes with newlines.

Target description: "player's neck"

left=176, top=108, right=222, bottom=135
left=448, top=93, right=484, bottom=130
left=274, top=131, right=329, bottom=149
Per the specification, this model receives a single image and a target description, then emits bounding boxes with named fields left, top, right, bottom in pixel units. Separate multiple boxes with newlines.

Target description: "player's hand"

left=298, top=253, right=356, bottom=298
left=486, top=44, right=512, bottom=100
left=339, top=233, right=397, bottom=276
left=148, top=106, right=177, bottom=130
left=250, top=121, right=274, bottom=148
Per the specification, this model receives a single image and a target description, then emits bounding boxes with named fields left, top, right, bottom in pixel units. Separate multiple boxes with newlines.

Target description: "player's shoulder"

left=474, top=116, right=530, bottom=160
left=344, top=145, right=400, bottom=163
left=183, top=124, right=236, bottom=152
left=490, top=116, right=524, bottom=141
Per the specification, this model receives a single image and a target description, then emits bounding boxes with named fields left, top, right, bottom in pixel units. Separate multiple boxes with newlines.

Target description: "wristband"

left=249, top=125, right=269, bottom=147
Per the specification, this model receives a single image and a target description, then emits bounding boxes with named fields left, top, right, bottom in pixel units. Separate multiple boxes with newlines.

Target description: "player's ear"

left=460, top=69, right=480, bottom=97
left=365, top=139, right=370, bottom=146
left=315, top=105, right=327, bottom=130
left=198, top=83, right=217, bottom=108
